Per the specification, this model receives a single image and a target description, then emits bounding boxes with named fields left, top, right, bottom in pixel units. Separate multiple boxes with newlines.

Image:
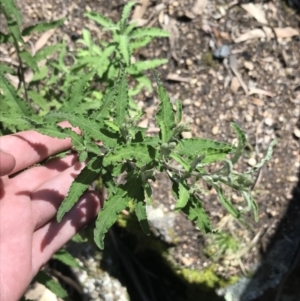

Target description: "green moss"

left=179, top=265, right=237, bottom=287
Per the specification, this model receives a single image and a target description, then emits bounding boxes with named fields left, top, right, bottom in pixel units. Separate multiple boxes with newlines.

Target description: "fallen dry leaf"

left=248, top=87, right=274, bottom=97
left=35, top=28, right=56, bottom=52
left=241, top=3, right=268, bottom=24
left=274, top=27, right=299, bottom=39
left=166, top=73, right=191, bottom=83
left=234, top=29, right=266, bottom=43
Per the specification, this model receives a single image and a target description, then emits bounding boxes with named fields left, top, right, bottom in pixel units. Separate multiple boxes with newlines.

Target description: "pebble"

left=293, top=127, right=300, bottom=138
left=248, top=157, right=257, bottom=166
left=264, top=117, right=274, bottom=127
left=244, top=61, right=254, bottom=70
left=212, top=126, right=219, bottom=135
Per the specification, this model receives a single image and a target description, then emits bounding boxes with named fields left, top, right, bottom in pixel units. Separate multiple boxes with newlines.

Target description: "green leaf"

left=129, top=36, right=152, bottom=52
left=85, top=12, right=115, bottom=28
left=231, top=123, right=247, bottom=164
left=32, top=65, right=48, bottom=81
left=246, top=139, right=278, bottom=173
left=28, top=90, right=50, bottom=113
left=92, top=85, right=115, bottom=121
left=170, top=152, right=190, bottom=172
left=57, top=156, right=103, bottom=222
left=175, top=100, right=182, bottom=124
left=34, top=271, right=68, bottom=299
left=53, top=248, right=82, bottom=269
left=0, top=73, right=31, bottom=116
left=155, top=73, right=175, bottom=142
left=45, top=112, right=118, bottom=148
left=19, top=50, right=38, bottom=70
left=241, top=191, right=258, bottom=222
left=134, top=198, right=150, bottom=235
left=0, top=114, right=35, bottom=131
left=65, top=71, right=94, bottom=111
left=129, top=27, right=169, bottom=39
left=0, top=31, right=12, bottom=43
left=94, top=188, right=129, bottom=249
left=176, top=138, right=235, bottom=163
left=34, top=44, right=62, bottom=62
left=119, top=35, right=130, bottom=66
left=103, top=144, right=156, bottom=168
left=128, top=59, right=168, bottom=73
left=119, top=1, right=135, bottom=33
left=172, top=182, right=190, bottom=211
left=1, top=0, right=23, bottom=43
left=114, top=67, right=129, bottom=126
left=22, top=19, right=65, bottom=36
left=214, top=185, right=240, bottom=219
left=182, top=196, right=211, bottom=233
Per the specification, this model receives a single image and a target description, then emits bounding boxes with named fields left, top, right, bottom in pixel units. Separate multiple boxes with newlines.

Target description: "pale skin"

left=0, top=129, right=101, bottom=301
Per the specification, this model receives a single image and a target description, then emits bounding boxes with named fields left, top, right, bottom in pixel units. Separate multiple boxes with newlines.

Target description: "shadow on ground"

left=241, top=167, right=300, bottom=301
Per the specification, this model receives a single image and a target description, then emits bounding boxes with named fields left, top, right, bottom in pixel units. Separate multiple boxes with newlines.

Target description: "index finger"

left=0, top=129, right=72, bottom=175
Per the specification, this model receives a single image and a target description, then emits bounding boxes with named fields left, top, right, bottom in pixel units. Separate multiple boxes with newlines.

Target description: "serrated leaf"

left=176, top=138, right=235, bottom=163
left=32, top=65, right=48, bottom=81
left=246, top=139, right=278, bottom=173
left=19, top=50, right=38, bottom=70
left=214, top=185, right=240, bottom=219
left=92, top=85, right=115, bottom=121
left=114, top=67, right=129, bottom=126
left=241, top=191, right=258, bottom=222
left=28, top=90, right=50, bottom=113
left=94, top=188, right=129, bottom=249
left=129, top=59, right=168, bottom=73
left=155, top=73, right=175, bottom=142
left=65, top=71, right=94, bottom=111
left=170, top=152, right=190, bottom=172
left=85, top=12, right=115, bottom=28
left=175, top=100, right=182, bottom=125
left=119, top=35, right=130, bottom=66
left=22, top=18, right=65, bottom=36
left=174, top=182, right=190, bottom=211
left=103, top=144, right=156, bottom=168
left=0, top=114, right=36, bottom=131
left=129, top=36, right=152, bottom=52
left=0, top=73, right=31, bottom=116
left=53, top=248, right=82, bottom=269
left=1, top=0, right=23, bottom=43
left=45, top=112, right=118, bottom=148
left=231, top=123, right=247, bottom=164
left=57, top=156, right=102, bottom=222
left=129, top=27, right=169, bottom=39
left=34, top=43, right=62, bottom=62
left=134, top=199, right=150, bottom=235
left=182, top=196, right=211, bottom=233
left=119, top=1, right=135, bottom=33
left=34, top=271, right=68, bottom=299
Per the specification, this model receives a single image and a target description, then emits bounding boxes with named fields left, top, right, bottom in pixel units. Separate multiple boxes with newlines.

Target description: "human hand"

left=0, top=130, right=101, bottom=301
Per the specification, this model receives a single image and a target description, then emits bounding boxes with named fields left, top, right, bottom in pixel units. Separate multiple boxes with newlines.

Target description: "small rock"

left=264, top=117, right=274, bottom=127
left=244, top=61, right=254, bottom=71
left=230, top=77, right=240, bottom=94
left=293, top=127, right=300, bottom=138
left=212, top=126, right=219, bottom=135
left=248, top=157, right=257, bottom=166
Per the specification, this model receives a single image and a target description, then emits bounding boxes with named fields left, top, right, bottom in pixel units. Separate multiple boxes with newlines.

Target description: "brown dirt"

left=11, top=0, right=300, bottom=300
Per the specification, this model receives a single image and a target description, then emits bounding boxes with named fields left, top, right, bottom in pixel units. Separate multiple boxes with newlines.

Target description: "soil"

left=10, top=0, right=300, bottom=300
